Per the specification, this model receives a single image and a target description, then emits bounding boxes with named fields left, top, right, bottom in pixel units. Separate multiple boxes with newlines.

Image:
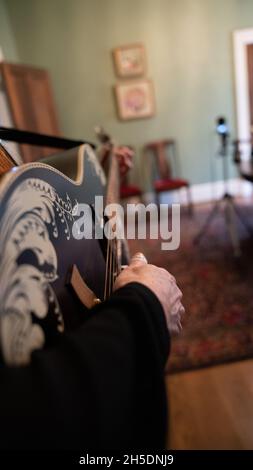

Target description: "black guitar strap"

left=0, top=127, right=96, bottom=150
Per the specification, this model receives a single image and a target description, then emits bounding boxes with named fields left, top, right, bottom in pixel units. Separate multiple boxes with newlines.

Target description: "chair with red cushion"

left=120, top=183, right=142, bottom=199
left=144, top=139, right=193, bottom=213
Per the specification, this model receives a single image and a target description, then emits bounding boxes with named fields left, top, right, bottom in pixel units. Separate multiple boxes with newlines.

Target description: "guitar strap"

left=68, top=265, right=101, bottom=309
left=0, top=126, right=96, bottom=150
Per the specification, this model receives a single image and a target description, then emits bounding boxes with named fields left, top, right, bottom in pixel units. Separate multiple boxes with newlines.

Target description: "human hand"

left=113, top=145, right=134, bottom=177
left=114, top=252, right=185, bottom=335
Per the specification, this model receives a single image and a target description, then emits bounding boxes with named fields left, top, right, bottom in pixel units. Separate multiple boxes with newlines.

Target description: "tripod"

left=194, top=132, right=253, bottom=257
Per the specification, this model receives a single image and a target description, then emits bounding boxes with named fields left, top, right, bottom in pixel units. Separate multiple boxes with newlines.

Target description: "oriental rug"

left=128, top=201, right=253, bottom=373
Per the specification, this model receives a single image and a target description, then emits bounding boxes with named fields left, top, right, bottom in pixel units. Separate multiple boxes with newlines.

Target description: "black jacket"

left=0, top=282, right=170, bottom=450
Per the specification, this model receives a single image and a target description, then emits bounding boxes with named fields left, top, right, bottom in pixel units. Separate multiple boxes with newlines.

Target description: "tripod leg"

left=186, top=185, right=193, bottom=216
left=231, top=201, right=253, bottom=236
left=225, top=199, right=241, bottom=257
left=193, top=200, right=220, bottom=245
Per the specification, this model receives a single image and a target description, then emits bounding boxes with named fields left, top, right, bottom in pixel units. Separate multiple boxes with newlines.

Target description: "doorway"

left=233, top=28, right=253, bottom=160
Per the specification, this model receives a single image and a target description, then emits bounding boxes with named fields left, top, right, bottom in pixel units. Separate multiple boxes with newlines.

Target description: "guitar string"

left=104, top=215, right=115, bottom=299
left=113, top=225, right=119, bottom=290
left=116, top=233, right=120, bottom=277
left=108, top=223, right=113, bottom=297
left=105, top=214, right=122, bottom=298
left=113, top=237, right=117, bottom=287
left=104, top=225, right=111, bottom=300
left=113, top=227, right=117, bottom=290
left=108, top=235, right=114, bottom=298
left=112, top=236, right=116, bottom=292
left=104, top=215, right=123, bottom=299
left=114, top=237, right=118, bottom=283
left=107, top=240, right=111, bottom=298
left=102, top=142, right=122, bottom=299
left=111, top=222, right=118, bottom=295
left=105, top=221, right=112, bottom=299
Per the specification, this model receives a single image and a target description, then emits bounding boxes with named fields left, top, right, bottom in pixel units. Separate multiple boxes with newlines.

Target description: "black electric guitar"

left=0, top=131, right=125, bottom=366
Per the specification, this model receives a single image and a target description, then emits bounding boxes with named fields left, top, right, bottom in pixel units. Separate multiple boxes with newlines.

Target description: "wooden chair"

left=120, top=175, right=142, bottom=200
left=144, top=139, right=193, bottom=213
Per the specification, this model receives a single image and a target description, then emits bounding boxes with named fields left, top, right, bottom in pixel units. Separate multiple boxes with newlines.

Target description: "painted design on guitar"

left=0, top=177, right=76, bottom=366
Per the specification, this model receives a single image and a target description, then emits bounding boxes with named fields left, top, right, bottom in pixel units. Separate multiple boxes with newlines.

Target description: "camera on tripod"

left=193, top=115, right=252, bottom=257
left=216, top=116, right=229, bottom=156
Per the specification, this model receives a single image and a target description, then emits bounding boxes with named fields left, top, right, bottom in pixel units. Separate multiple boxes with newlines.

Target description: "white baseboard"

left=142, top=178, right=253, bottom=205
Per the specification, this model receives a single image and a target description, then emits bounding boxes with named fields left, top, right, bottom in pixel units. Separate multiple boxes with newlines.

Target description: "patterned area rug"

left=128, top=201, right=253, bottom=373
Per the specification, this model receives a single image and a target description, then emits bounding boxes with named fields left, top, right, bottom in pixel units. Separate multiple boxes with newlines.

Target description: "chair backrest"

left=144, top=139, right=176, bottom=180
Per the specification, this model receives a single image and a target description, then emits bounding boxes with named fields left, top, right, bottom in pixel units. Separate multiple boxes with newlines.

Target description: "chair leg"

left=186, top=185, right=193, bottom=215
left=154, top=191, right=161, bottom=219
left=155, top=191, right=160, bottom=207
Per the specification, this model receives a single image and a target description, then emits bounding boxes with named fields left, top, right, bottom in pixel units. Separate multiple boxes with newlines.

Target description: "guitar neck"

left=105, top=150, right=120, bottom=206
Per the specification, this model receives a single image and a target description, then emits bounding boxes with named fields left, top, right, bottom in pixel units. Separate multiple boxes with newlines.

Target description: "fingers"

left=170, top=274, right=176, bottom=283
left=167, top=301, right=185, bottom=335
left=179, top=304, right=185, bottom=316
left=168, top=284, right=183, bottom=306
left=129, top=252, right=148, bottom=267
left=176, top=304, right=185, bottom=332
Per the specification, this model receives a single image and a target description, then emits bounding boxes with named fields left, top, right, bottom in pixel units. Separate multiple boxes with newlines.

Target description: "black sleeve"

left=0, top=282, right=170, bottom=450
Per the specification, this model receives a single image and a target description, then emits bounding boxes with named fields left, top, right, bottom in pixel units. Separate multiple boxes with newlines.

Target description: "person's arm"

left=0, top=252, right=184, bottom=450
left=0, top=283, right=169, bottom=450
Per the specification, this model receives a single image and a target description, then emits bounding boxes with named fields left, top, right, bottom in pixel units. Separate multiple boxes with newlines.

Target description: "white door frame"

left=233, top=28, right=253, bottom=160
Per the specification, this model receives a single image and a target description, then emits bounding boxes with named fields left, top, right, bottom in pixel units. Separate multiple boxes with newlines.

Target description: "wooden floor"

left=166, top=359, right=253, bottom=449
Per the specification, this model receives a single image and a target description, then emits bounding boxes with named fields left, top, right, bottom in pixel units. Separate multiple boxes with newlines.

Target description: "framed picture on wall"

left=113, top=43, right=146, bottom=77
left=114, top=79, right=155, bottom=120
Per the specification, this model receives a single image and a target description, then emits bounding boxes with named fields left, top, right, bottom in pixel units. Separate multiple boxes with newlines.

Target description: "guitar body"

left=0, top=144, right=108, bottom=366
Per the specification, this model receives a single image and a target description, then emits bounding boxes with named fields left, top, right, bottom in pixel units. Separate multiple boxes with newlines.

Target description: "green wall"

left=0, top=0, right=17, bottom=61
left=2, top=0, right=253, bottom=186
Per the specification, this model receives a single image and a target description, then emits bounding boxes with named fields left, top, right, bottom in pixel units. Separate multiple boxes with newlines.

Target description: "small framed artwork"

left=113, top=43, right=146, bottom=78
left=114, top=79, right=155, bottom=120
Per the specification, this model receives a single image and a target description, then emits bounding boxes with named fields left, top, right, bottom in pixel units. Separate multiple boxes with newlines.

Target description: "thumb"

left=130, top=252, right=148, bottom=267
